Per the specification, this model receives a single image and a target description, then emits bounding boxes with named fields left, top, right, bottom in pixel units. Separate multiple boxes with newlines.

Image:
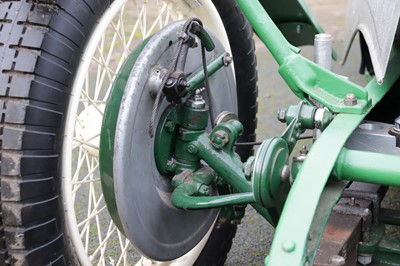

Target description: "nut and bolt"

left=198, top=184, right=210, bottom=196
left=277, top=109, right=287, bottom=123
left=186, top=144, right=198, bottom=154
left=165, top=121, right=176, bottom=133
left=349, top=197, right=356, bottom=206
left=185, top=93, right=206, bottom=109
left=223, top=53, right=233, bottom=66
left=165, top=78, right=174, bottom=86
left=314, top=108, right=333, bottom=130
left=394, top=116, right=400, bottom=132
left=329, top=255, right=346, bottom=266
left=358, top=254, right=372, bottom=265
left=244, top=156, right=255, bottom=181
left=165, top=160, right=177, bottom=172
left=211, top=130, right=229, bottom=149
left=179, top=80, right=189, bottom=87
left=344, top=93, right=358, bottom=106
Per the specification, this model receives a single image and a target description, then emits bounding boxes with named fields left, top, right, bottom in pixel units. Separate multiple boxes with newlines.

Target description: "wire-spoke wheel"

left=0, top=0, right=257, bottom=265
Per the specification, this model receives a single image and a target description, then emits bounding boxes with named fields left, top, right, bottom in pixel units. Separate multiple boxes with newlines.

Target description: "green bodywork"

left=259, top=0, right=324, bottom=47
left=237, top=0, right=368, bottom=114
left=99, top=1, right=400, bottom=265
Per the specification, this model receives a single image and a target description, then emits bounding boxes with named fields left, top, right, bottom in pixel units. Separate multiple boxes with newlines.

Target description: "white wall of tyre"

left=61, top=0, right=232, bottom=265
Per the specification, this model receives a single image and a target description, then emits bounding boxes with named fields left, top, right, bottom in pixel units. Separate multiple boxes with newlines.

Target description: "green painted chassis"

left=236, top=0, right=400, bottom=265
left=100, top=0, right=400, bottom=265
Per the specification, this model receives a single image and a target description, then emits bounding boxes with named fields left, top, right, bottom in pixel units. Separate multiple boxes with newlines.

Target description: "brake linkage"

left=149, top=18, right=215, bottom=137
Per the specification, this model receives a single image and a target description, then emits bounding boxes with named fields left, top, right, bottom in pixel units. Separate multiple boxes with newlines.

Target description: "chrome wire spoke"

left=116, top=232, right=131, bottom=266
left=78, top=204, right=107, bottom=230
left=72, top=151, right=100, bottom=195
left=72, top=178, right=101, bottom=185
left=89, top=221, right=117, bottom=261
left=144, top=2, right=167, bottom=38
left=80, top=90, right=105, bottom=115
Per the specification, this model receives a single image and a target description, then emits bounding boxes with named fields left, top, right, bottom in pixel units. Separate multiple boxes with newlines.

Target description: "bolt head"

left=198, top=184, right=210, bottom=196
left=185, top=95, right=206, bottom=109
left=282, top=240, right=296, bottom=253
left=223, top=53, right=233, bottom=66
left=187, top=144, right=198, bottom=154
left=358, top=254, right=372, bottom=265
left=211, top=130, right=229, bottom=149
left=165, top=121, right=176, bottom=133
left=277, top=109, right=287, bottom=123
left=394, top=116, right=400, bottom=131
left=165, top=160, right=176, bottom=172
left=344, top=93, right=358, bottom=106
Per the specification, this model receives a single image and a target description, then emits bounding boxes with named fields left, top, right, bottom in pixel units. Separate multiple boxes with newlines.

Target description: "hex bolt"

left=165, top=160, right=176, bottom=172
left=344, top=93, right=358, bottom=106
left=211, top=130, right=229, bottom=149
left=223, top=53, right=233, bottom=66
left=277, top=109, right=287, bottom=123
left=329, top=255, right=346, bottom=266
left=394, top=116, right=400, bottom=132
left=186, top=144, right=198, bottom=154
left=349, top=197, right=356, bottom=206
left=165, top=121, right=176, bottom=133
left=185, top=93, right=206, bottom=109
left=358, top=254, right=372, bottom=265
left=198, top=184, right=210, bottom=196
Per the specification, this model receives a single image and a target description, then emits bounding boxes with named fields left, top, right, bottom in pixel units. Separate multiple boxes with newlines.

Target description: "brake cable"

left=149, top=18, right=214, bottom=137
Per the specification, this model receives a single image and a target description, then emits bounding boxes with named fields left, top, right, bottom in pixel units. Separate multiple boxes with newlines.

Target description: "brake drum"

left=100, top=21, right=237, bottom=260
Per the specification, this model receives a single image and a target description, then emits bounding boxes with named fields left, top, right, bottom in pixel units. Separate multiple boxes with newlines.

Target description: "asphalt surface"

left=225, top=0, right=366, bottom=264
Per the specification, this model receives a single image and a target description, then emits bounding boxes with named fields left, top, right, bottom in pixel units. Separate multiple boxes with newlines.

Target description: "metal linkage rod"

left=195, top=135, right=274, bottom=225
left=335, top=148, right=400, bottom=186
left=172, top=190, right=255, bottom=209
left=186, top=52, right=229, bottom=94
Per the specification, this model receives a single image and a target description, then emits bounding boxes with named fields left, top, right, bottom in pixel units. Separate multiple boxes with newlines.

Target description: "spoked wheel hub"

left=100, top=20, right=238, bottom=261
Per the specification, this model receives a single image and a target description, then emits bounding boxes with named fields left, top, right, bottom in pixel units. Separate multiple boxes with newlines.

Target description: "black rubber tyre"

left=195, top=1, right=258, bottom=265
left=212, top=0, right=258, bottom=160
left=0, top=0, right=257, bottom=265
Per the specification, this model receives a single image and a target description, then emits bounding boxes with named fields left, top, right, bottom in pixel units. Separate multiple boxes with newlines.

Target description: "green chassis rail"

left=235, top=0, right=400, bottom=265
left=99, top=1, right=400, bottom=265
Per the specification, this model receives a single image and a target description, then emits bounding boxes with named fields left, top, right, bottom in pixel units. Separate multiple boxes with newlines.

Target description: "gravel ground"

left=225, top=0, right=367, bottom=264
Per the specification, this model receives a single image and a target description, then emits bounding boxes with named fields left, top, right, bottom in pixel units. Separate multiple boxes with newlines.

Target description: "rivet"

left=282, top=240, right=296, bottom=253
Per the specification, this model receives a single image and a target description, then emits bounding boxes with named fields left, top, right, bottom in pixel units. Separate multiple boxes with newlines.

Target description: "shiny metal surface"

left=342, top=0, right=400, bottom=84
left=346, top=121, right=400, bottom=154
